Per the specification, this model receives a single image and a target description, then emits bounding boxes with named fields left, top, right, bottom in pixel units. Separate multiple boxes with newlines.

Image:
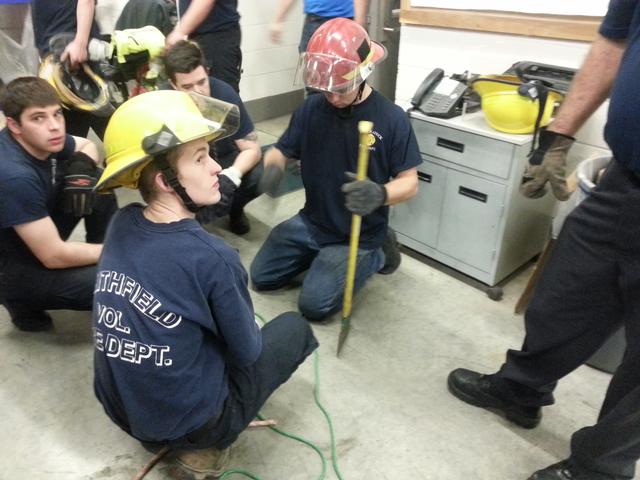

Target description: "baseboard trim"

left=244, top=90, right=304, bottom=123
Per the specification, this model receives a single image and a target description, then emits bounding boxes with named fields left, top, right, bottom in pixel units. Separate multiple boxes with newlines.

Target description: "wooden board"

left=400, top=1, right=601, bottom=42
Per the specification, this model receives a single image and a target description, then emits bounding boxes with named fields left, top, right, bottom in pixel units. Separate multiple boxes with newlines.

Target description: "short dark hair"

left=1, top=77, right=60, bottom=123
left=163, top=40, right=208, bottom=82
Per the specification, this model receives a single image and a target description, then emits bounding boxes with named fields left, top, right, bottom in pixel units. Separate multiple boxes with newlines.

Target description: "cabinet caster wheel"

left=486, top=287, right=503, bottom=301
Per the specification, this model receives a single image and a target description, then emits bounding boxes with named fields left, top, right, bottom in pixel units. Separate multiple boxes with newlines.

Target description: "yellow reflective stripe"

left=341, top=48, right=375, bottom=81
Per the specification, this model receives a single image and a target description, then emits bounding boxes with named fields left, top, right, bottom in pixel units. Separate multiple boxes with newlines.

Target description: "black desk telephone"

left=411, top=68, right=470, bottom=119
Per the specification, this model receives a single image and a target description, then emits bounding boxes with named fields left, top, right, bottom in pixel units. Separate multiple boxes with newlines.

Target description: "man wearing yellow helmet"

left=0, top=77, right=117, bottom=332
left=92, top=90, right=317, bottom=477
left=163, top=40, right=263, bottom=235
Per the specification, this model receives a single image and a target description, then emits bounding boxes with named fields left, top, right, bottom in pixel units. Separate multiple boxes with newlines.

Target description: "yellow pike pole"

left=337, top=120, right=373, bottom=357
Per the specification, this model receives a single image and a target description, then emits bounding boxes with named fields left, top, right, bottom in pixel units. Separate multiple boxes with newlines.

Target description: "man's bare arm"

left=15, top=217, right=102, bottom=269
left=232, top=131, right=262, bottom=174
left=61, top=0, right=95, bottom=67
left=549, top=34, right=626, bottom=136
left=166, top=0, right=216, bottom=47
left=384, top=168, right=418, bottom=205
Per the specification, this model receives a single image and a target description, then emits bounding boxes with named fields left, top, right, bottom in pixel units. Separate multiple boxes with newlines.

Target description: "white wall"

left=396, top=25, right=609, bottom=149
left=238, top=0, right=305, bottom=101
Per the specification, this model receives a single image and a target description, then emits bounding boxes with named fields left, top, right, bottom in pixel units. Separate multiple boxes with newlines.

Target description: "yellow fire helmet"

left=38, top=54, right=114, bottom=117
left=471, top=75, right=564, bottom=134
left=96, top=90, right=240, bottom=192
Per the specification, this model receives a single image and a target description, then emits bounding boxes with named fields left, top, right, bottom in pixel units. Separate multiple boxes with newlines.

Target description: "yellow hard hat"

left=38, top=54, right=114, bottom=117
left=471, top=75, right=563, bottom=134
left=97, top=90, right=240, bottom=191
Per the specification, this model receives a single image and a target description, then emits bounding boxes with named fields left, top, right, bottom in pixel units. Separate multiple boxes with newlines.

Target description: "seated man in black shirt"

left=163, top=40, right=262, bottom=235
left=0, top=77, right=117, bottom=331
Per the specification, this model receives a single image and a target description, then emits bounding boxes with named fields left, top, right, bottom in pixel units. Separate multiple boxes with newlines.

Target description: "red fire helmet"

left=296, top=18, right=388, bottom=93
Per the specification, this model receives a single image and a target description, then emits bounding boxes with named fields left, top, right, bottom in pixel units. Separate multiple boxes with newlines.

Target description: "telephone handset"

left=411, top=68, right=469, bottom=119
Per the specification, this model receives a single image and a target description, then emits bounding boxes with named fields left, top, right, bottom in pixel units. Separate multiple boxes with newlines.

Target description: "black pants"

left=495, top=159, right=640, bottom=478
left=145, top=312, right=318, bottom=451
left=192, top=25, right=242, bottom=93
left=0, top=191, right=117, bottom=312
left=63, top=108, right=110, bottom=140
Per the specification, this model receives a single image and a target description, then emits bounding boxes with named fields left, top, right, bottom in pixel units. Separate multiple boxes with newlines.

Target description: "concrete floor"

left=0, top=116, right=624, bottom=480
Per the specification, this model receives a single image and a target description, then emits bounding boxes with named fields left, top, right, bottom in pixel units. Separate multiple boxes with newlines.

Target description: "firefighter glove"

left=341, top=172, right=387, bottom=216
left=64, top=152, right=99, bottom=216
left=213, top=171, right=239, bottom=217
left=520, top=128, right=575, bottom=201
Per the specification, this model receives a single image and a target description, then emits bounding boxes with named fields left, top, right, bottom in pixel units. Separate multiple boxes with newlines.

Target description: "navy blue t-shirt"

left=0, top=129, right=75, bottom=263
left=208, top=77, right=254, bottom=159
left=600, top=0, right=640, bottom=173
left=93, top=204, right=262, bottom=442
left=32, top=0, right=101, bottom=55
left=276, top=90, right=422, bottom=250
left=178, top=0, right=240, bottom=35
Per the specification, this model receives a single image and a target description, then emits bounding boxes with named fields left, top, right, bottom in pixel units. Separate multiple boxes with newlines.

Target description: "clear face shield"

left=294, top=52, right=376, bottom=94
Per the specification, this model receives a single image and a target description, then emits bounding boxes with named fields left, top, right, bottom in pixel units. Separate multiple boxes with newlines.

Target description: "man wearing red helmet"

left=251, top=18, right=420, bottom=321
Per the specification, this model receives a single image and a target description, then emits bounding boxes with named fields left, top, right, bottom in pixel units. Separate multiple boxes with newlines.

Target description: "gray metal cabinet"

left=390, top=111, right=557, bottom=286
left=390, top=160, right=446, bottom=248
left=437, top=169, right=506, bottom=273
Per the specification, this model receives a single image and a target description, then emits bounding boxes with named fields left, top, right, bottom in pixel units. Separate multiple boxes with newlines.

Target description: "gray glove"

left=341, top=172, right=387, bottom=216
left=258, top=163, right=285, bottom=196
left=520, top=128, right=575, bottom=201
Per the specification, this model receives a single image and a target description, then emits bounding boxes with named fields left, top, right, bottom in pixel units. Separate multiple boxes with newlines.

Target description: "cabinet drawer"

left=437, top=170, right=506, bottom=273
left=390, top=159, right=446, bottom=248
left=411, top=119, right=514, bottom=179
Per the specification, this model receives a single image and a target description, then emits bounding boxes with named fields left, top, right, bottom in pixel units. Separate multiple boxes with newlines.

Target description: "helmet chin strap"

left=155, top=154, right=201, bottom=213
left=142, top=126, right=201, bottom=213
left=337, top=82, right=367, bottom=119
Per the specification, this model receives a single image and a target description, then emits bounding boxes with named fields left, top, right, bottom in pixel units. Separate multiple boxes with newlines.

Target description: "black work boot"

left=228, top=211, right=250, bottom=235
left=528, top=460, right=627, bottom=480
left=379, top=228, right=401, bottom=274
left=447, top=368, right=541, bottom=428
left=2, top=301, right=53, bottom=332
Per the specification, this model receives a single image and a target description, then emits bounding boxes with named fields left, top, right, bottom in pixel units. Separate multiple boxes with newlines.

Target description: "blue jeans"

left=250, top=214, right=385, bottom=320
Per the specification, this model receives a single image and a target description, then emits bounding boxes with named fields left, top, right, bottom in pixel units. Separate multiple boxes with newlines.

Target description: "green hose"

left=216, top=315, right=343, bottom=480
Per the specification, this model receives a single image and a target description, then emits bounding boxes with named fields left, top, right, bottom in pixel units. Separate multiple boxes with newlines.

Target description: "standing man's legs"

left=194, top=25, right=242, bottom=93
left=448, top=159, right=640, bottom=477
left=63, top=108, right=109, bottom=140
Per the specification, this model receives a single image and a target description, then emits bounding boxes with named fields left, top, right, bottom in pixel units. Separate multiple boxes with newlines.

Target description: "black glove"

left=258, top=163, right=285, bottom=196
left=341, top=172, right=387, bottom=216
left=196, top=174, right=238, bottom=224
left=64, top=152, right=99, bottom=216
left=520, top=128, right=575, bottom=200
